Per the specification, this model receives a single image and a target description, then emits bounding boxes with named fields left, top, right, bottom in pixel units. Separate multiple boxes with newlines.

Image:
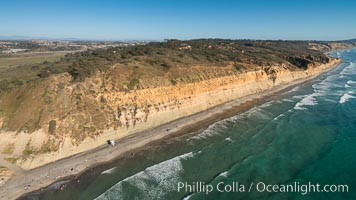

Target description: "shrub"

left=127, top=78, right=140, bottom=90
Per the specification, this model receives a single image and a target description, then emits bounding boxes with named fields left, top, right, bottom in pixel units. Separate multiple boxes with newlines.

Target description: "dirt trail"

left=0, top=154, right=25, bottom=175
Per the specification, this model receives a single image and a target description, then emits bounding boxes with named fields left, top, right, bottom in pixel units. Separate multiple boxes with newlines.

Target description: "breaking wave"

left=190, top=100, right=275, bottom=141
left=294, top=93, right=319, bottom=110
left=95, top=152, right=194, bottom=200
left=182, top=194, right=193, bottom=200
left=225, top=137, right=233, bottom=142
left=101, top=167, right=117, bottom=175
left=340, top=62, right=356, bottom=75
left=339, top=92, right=355, bottom=104
left=189, top=122, right=227, bottom=140
left=272, top=113, right=285, bottom=121
left=293, top=62, right=355, bottom=110
left=218, top=171, right=228, bottom=177
left=346, top=80, right=356, bottom=84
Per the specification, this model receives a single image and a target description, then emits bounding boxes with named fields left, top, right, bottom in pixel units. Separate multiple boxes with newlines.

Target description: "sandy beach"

left=0, top=61, right=341, bottom=200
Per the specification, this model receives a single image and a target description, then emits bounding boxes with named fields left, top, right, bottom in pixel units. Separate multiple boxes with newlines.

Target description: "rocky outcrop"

left=0, top=166, right=13, bottom=186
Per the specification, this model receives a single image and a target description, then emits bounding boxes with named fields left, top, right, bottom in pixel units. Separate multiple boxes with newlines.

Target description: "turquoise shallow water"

left=32, top=49, right=356, bottom=200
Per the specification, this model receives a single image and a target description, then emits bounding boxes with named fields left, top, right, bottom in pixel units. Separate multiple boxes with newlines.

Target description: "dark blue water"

left=37, top=49, right=356, bottom=200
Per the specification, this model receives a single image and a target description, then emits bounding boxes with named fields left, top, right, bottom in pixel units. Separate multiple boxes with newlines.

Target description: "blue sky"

left=0, top=0, right=355, bottom=40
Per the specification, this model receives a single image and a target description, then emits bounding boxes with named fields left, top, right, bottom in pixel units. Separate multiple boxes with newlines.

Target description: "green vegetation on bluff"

left=0, top=52, right=65, bottom=92
left=65, top=39, right=331, bottom=81
left=0, top=39, right=348, bottom=152
left=0, top=39, right=337, bottom=93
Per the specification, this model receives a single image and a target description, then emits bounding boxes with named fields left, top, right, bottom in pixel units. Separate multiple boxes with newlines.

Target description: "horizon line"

left=1, top=35, right=355, bottom=42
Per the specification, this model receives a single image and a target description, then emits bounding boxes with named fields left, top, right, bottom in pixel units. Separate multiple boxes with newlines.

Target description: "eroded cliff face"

left=308, top=42, right=356, bottom=52
left=0, top=58, right=341, bottom=169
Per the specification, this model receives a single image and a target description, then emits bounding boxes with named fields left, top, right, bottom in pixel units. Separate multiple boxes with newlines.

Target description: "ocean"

left=31, top=48, right=356, bottom=200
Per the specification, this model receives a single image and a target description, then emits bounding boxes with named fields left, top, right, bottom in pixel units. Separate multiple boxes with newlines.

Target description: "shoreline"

left=0, top=60, right=342, bottom=200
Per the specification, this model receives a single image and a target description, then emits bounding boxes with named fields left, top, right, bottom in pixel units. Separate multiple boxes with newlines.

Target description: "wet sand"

left=0, top=63, right=340, bottom=200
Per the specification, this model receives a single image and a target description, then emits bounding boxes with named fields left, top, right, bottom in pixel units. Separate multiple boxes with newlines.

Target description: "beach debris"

left=60, top=184, right=66, bottom=190
left=107, top=140, right=115, bottom=146
left=24, top=184, right=31, bottom=190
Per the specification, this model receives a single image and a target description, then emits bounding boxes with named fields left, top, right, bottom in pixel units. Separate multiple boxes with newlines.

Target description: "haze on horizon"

left=0, top=0, right=355, bottom=41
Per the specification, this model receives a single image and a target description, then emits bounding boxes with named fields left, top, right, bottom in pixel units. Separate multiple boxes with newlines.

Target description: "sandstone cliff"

left=0, top=40, right=342, bottom=169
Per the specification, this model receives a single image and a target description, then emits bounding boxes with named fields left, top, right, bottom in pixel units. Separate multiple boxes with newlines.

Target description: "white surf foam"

left=312, top=75, right=341, bottom=93
left=283, top=86, right=300, bottom=94
left=293, top=68, right=350, bottom=110
left=190, top=123, right=223, bottom=140
left=190, top=110, right=248, bottom=141
left=190, top=98, right=276, bottom=141
left=347, top=80, right=356, bottom=84
left=340, top=62, right=356, bottom=75
left=246, top=107, right=273, bottom=120
left=101, top=167, right=117, bottom=175
left=294, top=93, right=318, bottom=110
left=218, top=171, right=228, bottom=177
left=182, top=194, right=193, bottom=200
left=225, top=137, right=233, bottom=142
left=281, top=98, right=295, bottom=103
left=95, top=152, right=194, bottom=200
left=339, top=92, right=356, bottom=104
left=292, top=95, right=307, bottom=100
left=272, top=113, right=285, bottom=121
left=258, top=101, right=274, bottom=108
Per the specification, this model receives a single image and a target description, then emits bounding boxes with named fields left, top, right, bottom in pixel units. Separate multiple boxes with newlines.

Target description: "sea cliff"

left=0, top=56, right=341, bottom=169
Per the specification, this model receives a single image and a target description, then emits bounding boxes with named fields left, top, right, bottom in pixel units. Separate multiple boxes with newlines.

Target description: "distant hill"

left=0, top=35, right=31, bottom=40
left=338, top=38, right=356, bottom=43
left=0, top=35, right=83, bottom=41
